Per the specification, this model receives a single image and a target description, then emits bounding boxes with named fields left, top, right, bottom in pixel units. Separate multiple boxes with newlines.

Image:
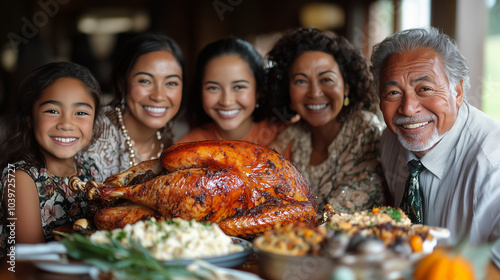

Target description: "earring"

left=121, top=96, right=126, bottom=109
left=255, top=103, right=260, bottom=109
left=343, top=96, right=350, bottom=107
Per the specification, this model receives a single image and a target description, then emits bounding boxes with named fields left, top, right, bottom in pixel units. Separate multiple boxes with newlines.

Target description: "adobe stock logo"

left=7, top=0, right=70, bottom=53
left=212, top=0, right=243, bottom=21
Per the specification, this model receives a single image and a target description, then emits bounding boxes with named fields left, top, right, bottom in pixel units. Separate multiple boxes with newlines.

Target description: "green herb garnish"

left=60, top=233, right=199, bottom=279
left=200, top=221, right=212, bottom=227
left=115, top=230, right=125, bottom=241
left=381, top=207, right=402, bottom=222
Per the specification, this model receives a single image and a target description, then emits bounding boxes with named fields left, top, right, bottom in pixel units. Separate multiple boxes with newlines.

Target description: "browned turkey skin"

left=84, top=140, right=318, bottom=238
left=93, top=201, right=164, bottom=230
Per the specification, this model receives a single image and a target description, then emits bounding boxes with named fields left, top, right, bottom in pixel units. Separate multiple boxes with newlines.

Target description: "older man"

left=371, top=26, right=500, bottom=270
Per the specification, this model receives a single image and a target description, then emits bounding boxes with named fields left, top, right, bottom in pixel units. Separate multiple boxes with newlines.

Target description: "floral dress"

left=0, top=157, right=99, bottom=260
left=274, top=110, right=388, bottom=213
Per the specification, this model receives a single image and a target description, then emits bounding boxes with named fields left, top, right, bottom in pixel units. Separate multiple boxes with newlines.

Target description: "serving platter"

left=20, top=236, right=252, bottom=275
left=33, top=261, right=95, bottom=275
left=163, top=237, right=253, bottom=268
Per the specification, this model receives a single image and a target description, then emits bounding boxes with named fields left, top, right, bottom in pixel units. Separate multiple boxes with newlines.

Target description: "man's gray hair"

left=370, top=26, right=470, bottom=97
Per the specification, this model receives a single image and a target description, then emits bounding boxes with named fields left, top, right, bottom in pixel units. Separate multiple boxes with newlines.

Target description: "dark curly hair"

left=186, top=37, right=269, bottom=128
left=266, top=27, right=378, bottom=123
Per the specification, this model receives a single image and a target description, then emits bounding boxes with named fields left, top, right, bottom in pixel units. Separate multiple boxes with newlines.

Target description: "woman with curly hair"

left=267, top=27, right=387, bottom=213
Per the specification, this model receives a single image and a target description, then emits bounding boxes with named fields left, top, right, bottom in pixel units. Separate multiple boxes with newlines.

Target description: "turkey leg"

left=86, top=167, right=248, bottom=223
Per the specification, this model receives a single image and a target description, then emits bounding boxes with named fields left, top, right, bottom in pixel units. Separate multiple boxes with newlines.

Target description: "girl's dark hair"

left=0, top=61, right=102, bottom=170
left=266, top=27, right=378, bottom=123
left=110, top=33, right=184, bottom=104
left=186, top=37, right=268, bottom=128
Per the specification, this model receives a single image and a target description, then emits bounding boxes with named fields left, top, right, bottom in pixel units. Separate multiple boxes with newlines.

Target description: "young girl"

left=0, top=62, right=101, bottom=259
left=177, top=37, right=282, bottom=145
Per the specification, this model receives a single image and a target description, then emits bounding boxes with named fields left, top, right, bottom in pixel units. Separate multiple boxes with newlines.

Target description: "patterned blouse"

left=273, top=110, right=387, bottom=213
left=78, top=106, right=174, bottom=183
left=0, top=157, right=98, bottom=260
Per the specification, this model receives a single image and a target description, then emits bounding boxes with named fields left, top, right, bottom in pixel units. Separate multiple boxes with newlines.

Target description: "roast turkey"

left=74, top=140, right=318, bottom=239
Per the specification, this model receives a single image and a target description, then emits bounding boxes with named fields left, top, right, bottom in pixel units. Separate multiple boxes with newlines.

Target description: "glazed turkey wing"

left=87, top=167, right=248, bottom=223
left=102, top=159, right=163, bottom=188
left=93, top=201, right=164, bottom=231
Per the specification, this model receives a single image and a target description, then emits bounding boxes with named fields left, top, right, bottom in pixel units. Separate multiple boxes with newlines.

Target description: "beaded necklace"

left=115, top=107, right=164, bottom=167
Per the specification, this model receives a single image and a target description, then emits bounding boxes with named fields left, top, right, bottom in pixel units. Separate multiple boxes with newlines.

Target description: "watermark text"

left=5, top=163, right=16, bottom=272
left=212, top=0, right=243, bottom=21
left=7, top=0, right=70, bottom=53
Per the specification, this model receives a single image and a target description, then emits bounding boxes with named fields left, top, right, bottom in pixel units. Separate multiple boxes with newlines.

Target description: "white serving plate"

left=33, top=261, right=94, bottom=275
left=163, top=237, right=253, bottom=268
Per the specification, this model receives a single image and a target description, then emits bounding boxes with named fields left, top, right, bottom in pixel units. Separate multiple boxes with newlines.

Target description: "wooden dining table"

left=1, top=250, right=500, bottom=280
left=0, top=252, right=265, bottom=280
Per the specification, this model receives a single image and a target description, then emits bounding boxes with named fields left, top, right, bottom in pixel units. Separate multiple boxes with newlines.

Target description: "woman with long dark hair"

left=79, top=33, right=184, bottom=182
left=177, top=37, right=281, bottom=146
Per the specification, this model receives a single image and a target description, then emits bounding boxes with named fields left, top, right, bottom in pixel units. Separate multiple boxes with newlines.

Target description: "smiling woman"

left=177, top=37, right=282, bottom=146
left=267, top=27, right=387, bottom=213
left=78, top=33, right=184, bottom=182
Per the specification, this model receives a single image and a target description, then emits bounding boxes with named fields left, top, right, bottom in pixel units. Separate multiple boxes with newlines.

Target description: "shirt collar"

left=412, top=102, right=469, bottom=179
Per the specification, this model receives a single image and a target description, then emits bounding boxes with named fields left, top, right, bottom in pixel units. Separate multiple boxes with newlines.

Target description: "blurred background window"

left=401, top=0, right=430, bottom=29
left=484, top=0, right=500, bottom=121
